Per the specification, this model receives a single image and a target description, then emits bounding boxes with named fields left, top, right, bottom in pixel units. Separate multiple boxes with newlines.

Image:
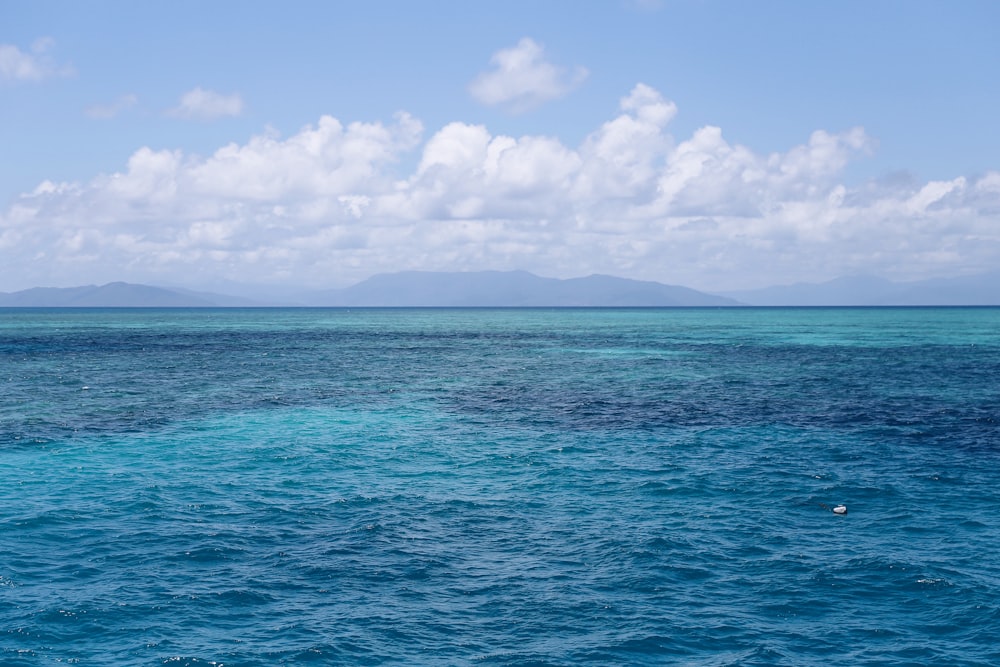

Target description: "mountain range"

left=0, top=282, right=257, bottom=307
left=309, top=271, right=738, bottom=307
left=0, top=272, right=736, bottom=307
left=0, top=270, right=997, bottom=307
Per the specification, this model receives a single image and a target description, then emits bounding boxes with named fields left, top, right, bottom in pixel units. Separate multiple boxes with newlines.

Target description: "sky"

left=2, top=0, right=999, bottom=293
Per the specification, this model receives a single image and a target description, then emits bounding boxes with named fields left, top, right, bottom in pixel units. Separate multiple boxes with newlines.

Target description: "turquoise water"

left=2, top=307, right=999, bottom=665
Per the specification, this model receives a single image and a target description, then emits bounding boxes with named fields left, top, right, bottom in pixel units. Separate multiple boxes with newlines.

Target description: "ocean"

left=1, top=307, right=999, bottom=665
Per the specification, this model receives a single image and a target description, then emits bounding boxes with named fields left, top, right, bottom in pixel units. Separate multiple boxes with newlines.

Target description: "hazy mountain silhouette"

left=721, top=272, right=1000, bottom=305
left=0, top=282, right=258, bottom=307
left=0, top=273, right=737, bottom=307
left=3, top=270, right=998, bottom=307
left=309, top=271, right=739, bottom=306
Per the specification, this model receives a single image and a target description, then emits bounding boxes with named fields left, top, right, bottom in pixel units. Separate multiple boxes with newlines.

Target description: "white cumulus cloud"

left=2, top=83, right=999, bottom=292
left=169, top=87, right=244, bottom=120
left=468, top=38, right=588, bottom=112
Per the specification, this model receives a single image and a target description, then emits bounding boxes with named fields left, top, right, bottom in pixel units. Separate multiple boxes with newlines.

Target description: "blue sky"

left=2, top=0, right=999, bottom=292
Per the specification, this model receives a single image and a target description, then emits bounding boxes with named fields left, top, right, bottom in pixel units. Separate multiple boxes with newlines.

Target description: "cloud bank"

left=468, top=38, right=588, bottom=112
left=2, top=83, right=999, bottom=292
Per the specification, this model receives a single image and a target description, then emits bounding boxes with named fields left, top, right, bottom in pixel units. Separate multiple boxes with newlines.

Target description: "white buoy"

left=832, top=505, right=848, bottom=515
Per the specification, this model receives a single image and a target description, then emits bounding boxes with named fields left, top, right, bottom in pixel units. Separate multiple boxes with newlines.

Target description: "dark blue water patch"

left=447, top=341, right=1000, bottom=452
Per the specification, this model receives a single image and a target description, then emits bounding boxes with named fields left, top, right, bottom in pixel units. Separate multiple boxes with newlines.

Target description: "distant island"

left=308, top=271, right=739, bottom=307
left=719, top=272, right=1000, bottom=306
left=1, top=270, right=998, bottom=307
left=0, top=272, right=736, bottom=308
left=0, top=282, right=257, bottom=308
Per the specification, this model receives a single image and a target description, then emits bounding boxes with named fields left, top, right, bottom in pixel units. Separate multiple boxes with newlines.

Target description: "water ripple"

left=2, top=308, right=1000, bottom=664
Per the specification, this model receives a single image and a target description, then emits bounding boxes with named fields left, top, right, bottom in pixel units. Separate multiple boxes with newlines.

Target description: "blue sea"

left=2, top=307, right=999, bottom=665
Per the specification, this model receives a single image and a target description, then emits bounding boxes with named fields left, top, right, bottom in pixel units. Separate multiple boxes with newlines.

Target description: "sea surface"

left=1, top=307, right=999, bottom=666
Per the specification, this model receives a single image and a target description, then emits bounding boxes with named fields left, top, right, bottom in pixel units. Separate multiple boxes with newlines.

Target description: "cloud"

left=468, top=38, right=588, bottom=112
left=169, top=87, right=244, bottom=120
left=86, top=93, right=139, bottom=119
left=3, top=83, right=999, bottom=292
left=0, top=38, right=73, bottom=82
